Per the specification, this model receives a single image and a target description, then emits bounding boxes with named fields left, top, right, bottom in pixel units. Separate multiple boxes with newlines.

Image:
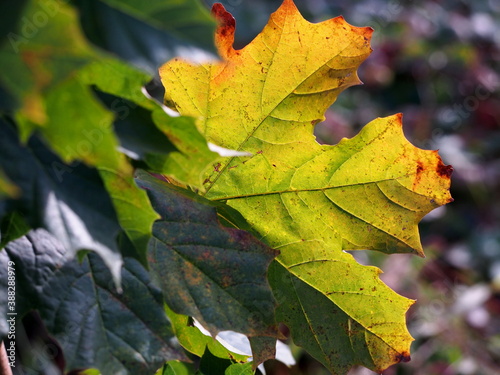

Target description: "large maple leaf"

left=159, top=0, right=453, bottom=373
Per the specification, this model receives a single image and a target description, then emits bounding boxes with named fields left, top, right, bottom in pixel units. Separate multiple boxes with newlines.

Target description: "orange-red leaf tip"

left=211, top=3, right=235, bottom=29
left=281, top=0, right=298, bottom=11
left=212, top=3, right=236, bottom=58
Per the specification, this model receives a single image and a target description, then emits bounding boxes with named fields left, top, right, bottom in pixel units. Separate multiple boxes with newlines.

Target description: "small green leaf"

left=158, top=360, right=195, bottom=375
left=75, top=370, right=102, bottom=375
left=224, top=362, right=255, bottom=375
left=165, top=304, right=248, bottom=362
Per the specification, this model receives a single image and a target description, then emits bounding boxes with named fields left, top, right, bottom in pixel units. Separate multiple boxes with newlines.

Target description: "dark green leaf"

left=249, top=336, right=276, bottom=368
left=136, top=171, right=278, bottom=338
left=0, top=0, right=29, bottom=48
left=97, top=0, right=215, bottom=53
left=0, top=229, right=186, bottom=374
left=74, top=0, right=215, bottom=73
left=199, top=347, right=234, bottom=375
left=0, top=121, right=123, bottom=283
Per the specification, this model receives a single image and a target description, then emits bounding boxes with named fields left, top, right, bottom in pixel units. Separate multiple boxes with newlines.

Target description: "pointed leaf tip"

left=212, top=3, right=236, bottom=58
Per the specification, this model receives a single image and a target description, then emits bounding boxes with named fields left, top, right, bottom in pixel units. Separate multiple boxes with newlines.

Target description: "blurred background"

left=200, top=0, right=500, bottom=374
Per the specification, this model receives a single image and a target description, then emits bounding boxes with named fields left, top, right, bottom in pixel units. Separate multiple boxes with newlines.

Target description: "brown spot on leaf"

left=436, top=159, right=453, bottom=178
left=413, top=160, right=424, bottom=188
left=214, top=162, right=221, bottom=172
left=394, top=352, right=411, bottom=363
left=416, top=160, right=424, bottom=174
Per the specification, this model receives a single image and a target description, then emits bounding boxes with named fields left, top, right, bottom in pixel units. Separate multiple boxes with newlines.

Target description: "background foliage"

left=1, top=0, right=499, bottom=374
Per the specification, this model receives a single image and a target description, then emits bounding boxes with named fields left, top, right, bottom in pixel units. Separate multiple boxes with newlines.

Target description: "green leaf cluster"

left=0, top=0, right=244, bottom=373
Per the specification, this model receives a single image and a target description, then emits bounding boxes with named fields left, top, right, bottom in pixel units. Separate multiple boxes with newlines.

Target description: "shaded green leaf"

left=33, top=78, right=119, bottom=168
left=98, top=0, right=216, bottom=52
left=199, top=347, right=234, bottom=375
left=0, top=0, right=97, bottom=128
left=249, top=336, right=276, bottom=368
left=74, top=0, right=215, bottom=74
left=0, top=0, right=29, bottom=47
left=0, top=1, right=161, bottom=265
left=0, top=229, right=186, bottom=374
left=0, top=120, right=123, bottom=284
left=136, top=171, right=278, bottom=338
left=98, top=155, right=160, bottom=267
left=82, top=58, right=219, bottom=188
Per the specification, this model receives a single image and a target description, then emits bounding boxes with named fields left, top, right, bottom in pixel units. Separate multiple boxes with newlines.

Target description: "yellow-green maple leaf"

left=159, top=0, right=453, bottom=373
